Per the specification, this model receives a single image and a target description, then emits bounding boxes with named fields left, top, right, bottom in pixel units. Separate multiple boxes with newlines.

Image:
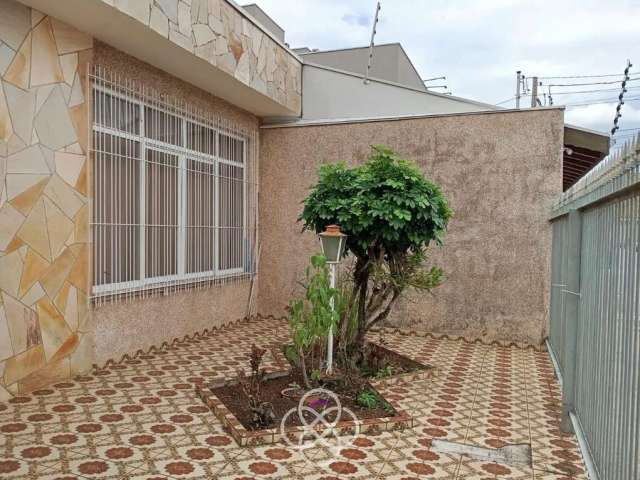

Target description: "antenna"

left=363, top=2, right=381, bottom=84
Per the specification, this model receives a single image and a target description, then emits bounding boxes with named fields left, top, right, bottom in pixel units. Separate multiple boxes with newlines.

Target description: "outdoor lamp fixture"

left=319, top=225, right=347, bottom=375
left=319, top=224, right=347, bottom=264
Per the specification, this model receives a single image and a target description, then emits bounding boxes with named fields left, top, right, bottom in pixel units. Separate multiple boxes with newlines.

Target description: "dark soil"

left=362, top=342, right=429, bottom=377
left=209, top=341, right=428, bottom=431
left=211, top=371, right=393, bottom=431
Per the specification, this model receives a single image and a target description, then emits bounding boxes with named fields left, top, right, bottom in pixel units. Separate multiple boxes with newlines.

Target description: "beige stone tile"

left=59, top=52, right=78, bottom=85
left=37, top=296, right=72, bottom=361
left=0, top=383, right=10, bottom=401
left=31, top=9, right=45, bottom=27
left=68, top=72, right=84, bottom=107
left=0, top=304, right=14, bottom=361
left=4, top=234, right=24, bottom=254
left=7, top=144, right=49, bottom=174
left=68, top=103, right=87, bottom=155
left=0, top=0, right=31, bottom=50
left=9, top=176, right=48, bottom=215
left=73, top=205, right=88, bottom=243
left=115, top=0, right=152, bottom=24
left=2, top=291, right=40, bottom=355
left=16, top=197, right=50, bottom=260
left=7, top=131, right=26, bottom=155
left=193, top=24, right=214, bottom=46
left=0, top=81, right=14, bottom=142
left=70, top=330, right=94, bottom=375
left=44, top=173, right=84, bottom=218
left=63, top=284, right=78, bottom=331
left=157, top=0, right=179, bottom=22
left=54, top=279, right=71, bottom=313
left=50, top=18, right=92, bottom=55
left=0, top=249, right=23, bottom=296
left=31, top=18, right=65, bottom=87
left=67, top=243, right=88, bottom=293
left=54, top=150, right=84, bottom=187
left=75, top=156, right=88, bottom=196
left=34, top=83, right=55, bottom=115
left=64, top=142, right=83, bottom=154
left=20, top=280, right=45, bottom=307
left=34, top=86, right=77, bottom=150
left=40, top=143, right=55, bottom=170
left=177, top=0, right=191, bottom=35
left=40, top=246, right=75, bottom=298
left=18, top=246, right=49, bottom=296
left=150, top=5, right=169, bottom=38
left=18, top=355, right=69, bottom=392
left=3, top=81, right=36, bottom=144
left=43, top=195, right=75, bottom=259
left=3, top=343, right=45, bottom=385
left=0, top=42, right=15, bottom=76
left=0, top=202, right=25, bottom=249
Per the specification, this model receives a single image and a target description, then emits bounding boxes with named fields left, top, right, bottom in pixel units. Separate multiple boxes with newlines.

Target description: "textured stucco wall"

left=93, top=282, right=251, bottom=366
left=259, top=109, right=564, bottom=346
left=91, top=44, right=259, bottom=367
left=0, top=0, right=93, bottom=399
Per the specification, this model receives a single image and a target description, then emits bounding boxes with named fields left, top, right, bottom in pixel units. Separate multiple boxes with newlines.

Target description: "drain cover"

left=431, top=439, right=532, bottom=467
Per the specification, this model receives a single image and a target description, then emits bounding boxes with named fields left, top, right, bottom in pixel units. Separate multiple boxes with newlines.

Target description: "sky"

left=255, top=0, right=640, bottom=152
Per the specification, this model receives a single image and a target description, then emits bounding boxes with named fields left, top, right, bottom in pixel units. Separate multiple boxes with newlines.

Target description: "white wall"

left=300, top=64, right=496, bottom=121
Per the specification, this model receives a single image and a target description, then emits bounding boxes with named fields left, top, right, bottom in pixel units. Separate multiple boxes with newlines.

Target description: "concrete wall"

left=300, top=64, right=495, bottom=121
left=259, top=108, right=564, bottom=346
left=90, top=43, right=260, bottom=367
left=0, top=0, right=93, bottom=399
left=300, top=44, right=425, bottom=90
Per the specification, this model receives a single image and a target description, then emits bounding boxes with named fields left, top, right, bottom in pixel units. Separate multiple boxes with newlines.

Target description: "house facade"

left=0, top=0, right=608, bottom=398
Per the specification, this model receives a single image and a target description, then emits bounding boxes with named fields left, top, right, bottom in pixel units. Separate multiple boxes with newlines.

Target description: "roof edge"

left=261, top=106, right=566, bottom=129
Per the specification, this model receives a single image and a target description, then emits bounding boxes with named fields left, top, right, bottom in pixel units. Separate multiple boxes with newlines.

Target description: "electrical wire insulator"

left=612, top=60, right=633, bottom=136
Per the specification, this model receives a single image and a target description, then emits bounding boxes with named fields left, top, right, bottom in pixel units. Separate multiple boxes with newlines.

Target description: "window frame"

left=91, top=84, right=247, bottom=296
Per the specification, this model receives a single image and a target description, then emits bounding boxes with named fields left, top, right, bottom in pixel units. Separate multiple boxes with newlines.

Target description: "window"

left=91, top=80, right=253, bottom=298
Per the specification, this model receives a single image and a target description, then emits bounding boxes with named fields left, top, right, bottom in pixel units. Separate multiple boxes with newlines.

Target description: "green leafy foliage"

left=356, top=389, right=379, bottom=409
left=356, top=388, right=395, bottom=414
left=299, top=145, right=452, bottom=365
left=300, top=145, right=452, bottom=257
left=287, top=254, right=342, bottom=387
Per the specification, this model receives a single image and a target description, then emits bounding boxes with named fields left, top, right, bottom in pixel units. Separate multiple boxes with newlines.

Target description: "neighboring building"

left=0, top=0, right=609, bottom=397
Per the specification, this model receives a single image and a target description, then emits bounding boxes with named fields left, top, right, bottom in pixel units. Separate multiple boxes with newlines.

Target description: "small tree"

left=300, top=145, right=452, bottom=364
left=287, top=254, right=340, bottom=387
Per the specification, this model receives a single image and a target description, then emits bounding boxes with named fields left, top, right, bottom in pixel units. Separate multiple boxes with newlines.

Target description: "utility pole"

left=515, top=70, right=522, bottom=108
left=530, top=76, right=539, bottom=108
left=363, top=2, right=381, bottom=85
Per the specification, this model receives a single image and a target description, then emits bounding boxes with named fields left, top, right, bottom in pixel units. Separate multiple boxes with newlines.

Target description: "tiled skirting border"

left=371, top=325, right=547, bottom=351
left=96, top=314, right=286, bottom=369
left=195, top=366, right=435, bottom=447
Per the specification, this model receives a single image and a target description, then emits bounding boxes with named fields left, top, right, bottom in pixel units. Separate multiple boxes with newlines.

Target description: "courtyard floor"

left=0, top=318, right=586, bottom=479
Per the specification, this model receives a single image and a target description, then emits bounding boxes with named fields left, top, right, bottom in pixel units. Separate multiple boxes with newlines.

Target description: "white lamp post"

left=319, top=225, right=347, bottom=375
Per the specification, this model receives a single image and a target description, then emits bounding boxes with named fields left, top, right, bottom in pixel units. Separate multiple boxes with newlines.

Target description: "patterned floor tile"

left=0, top=318, right=590, bottom=480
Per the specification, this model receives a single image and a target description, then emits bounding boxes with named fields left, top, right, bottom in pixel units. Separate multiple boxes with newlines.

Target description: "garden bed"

left=195, top=341, right=434, bottom=446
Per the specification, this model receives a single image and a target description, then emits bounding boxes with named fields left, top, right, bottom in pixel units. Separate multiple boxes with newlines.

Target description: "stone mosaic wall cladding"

left=0, top=0, right=93, bottom=399
left=102, top=0, right=302, bottom=114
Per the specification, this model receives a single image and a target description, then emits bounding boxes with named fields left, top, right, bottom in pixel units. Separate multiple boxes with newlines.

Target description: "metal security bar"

left=89, top=65, right=258, bottom=304
left=548, top=135, right=640, bottom=480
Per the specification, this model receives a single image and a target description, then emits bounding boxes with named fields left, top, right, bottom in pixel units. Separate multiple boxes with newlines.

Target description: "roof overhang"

left=563, top=124, right=610, bottom=191
left=18, top=0, right=301, bottom=118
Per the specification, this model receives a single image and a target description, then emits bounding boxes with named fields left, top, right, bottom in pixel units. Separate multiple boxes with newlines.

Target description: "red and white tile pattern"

left=0, top=318, right=586, bottom=479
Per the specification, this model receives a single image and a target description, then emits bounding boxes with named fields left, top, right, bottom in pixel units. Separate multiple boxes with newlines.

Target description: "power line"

left=548, top=86, right=640, bottom=96
left=535, top=72, right=639, bottom=80
left=548, top=77, right=639, bottom=87
left=564, top=95, right=640, bottom=107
